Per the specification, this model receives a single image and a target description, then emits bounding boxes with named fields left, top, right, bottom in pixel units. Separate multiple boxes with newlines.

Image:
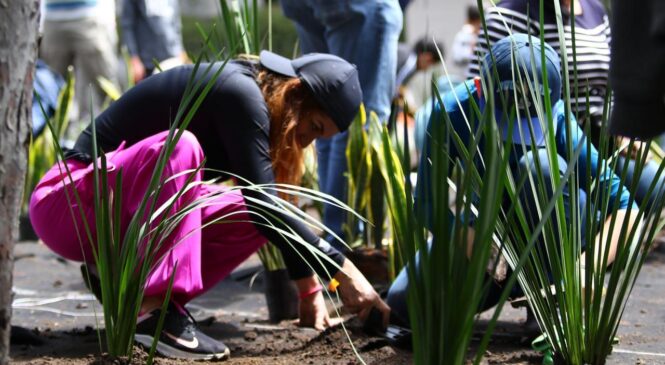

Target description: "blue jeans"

left=616, top=157, right=665, bottom=211
left=387, top=149, right=590, bottom=326
left=281, top=0, right=403, bottom=250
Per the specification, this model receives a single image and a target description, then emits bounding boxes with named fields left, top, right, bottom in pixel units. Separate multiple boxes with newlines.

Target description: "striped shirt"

left=466, top=0, right=611, bottom=121
left=44, top=0, right=99, bottom=21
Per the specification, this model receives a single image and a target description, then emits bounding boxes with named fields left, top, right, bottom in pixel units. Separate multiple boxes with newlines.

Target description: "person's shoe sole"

left=80, top=264, right=103, bottom=304
left=134, top=334, right=230, bottom=361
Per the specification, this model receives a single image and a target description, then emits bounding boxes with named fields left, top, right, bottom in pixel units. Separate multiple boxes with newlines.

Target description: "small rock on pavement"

left=244, top=331, right=257, bottom=342
left=76, top=303, right=89, bottom=310
left=376, top=346, right=396, bottom=357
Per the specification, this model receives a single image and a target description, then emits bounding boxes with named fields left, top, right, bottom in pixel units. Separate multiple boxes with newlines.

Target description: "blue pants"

left=386, top=149, right=590, bottom=326
left=616, top=157, right=665, bottom=211
left=280, top=0, right=403, bottom=249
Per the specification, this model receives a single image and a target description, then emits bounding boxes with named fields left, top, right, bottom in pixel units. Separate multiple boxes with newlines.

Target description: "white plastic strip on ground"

left=613, top=348, right=665, bottom=358
left=12, top=306, right=99, bottom=317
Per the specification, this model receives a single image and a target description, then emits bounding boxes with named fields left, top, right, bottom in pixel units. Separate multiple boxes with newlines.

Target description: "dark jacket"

left=609, top=0, right=665, bottom=138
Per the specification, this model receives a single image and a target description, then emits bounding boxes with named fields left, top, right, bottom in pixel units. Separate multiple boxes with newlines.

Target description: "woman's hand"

left=295, top=276, right=342, bottom=330
left=298, top=290, right=343, bottom=330
left=334, top=259, right=391, bottom=328
left=618, top=136, right=651, bottom=160
left=130, top=56, right=146, bottom=83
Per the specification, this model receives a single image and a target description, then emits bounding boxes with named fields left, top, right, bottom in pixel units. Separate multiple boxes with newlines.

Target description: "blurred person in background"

left=466, top=0, right=665, bottom=216
left=40, top=0, right=118, bottom=139
left=121, top=0, right=189, bottom=83
left=280, top=0, right=403, bottom=251
left=394, top=37, right=445, bottom=100
left=451, top=4, right=481, bottom=71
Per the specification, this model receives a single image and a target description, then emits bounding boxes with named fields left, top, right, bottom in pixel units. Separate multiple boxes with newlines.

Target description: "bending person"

left=466, top=0, right=665, bottom=210
left=386, top=34, right=638, bottom=327
left=29, top=51, right=389, bottom=361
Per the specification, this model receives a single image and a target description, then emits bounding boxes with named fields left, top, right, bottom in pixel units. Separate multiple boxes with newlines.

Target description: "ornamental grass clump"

left=218, top=0, right=294, bottom=270
left=24, top=67, right=74, bottom=215
left=475, top=1, right=665, bottom=363
left=370, top=85, right=523, bottom=364
left=46, top=58, right=361, bottom=363
left=43, top=58, right=232, bottom=363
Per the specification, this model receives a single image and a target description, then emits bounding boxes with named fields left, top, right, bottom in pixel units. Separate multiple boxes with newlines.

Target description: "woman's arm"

left=580, top=209, right=639, bottom=269
left=295, top=259, right=390, bottom=330
left=215, top=72, right=345, bottom=280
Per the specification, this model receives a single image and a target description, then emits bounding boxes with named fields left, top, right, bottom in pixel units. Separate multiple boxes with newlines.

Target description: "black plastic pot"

left=19, top=214, right=39, bottom=242
left=264, top=268, right=299, bottom=323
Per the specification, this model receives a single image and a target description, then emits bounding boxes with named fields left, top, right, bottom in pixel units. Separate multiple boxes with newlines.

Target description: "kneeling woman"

left=386, top=34, right=639, bottom=328
left=30, top=51, right=389, bottom=360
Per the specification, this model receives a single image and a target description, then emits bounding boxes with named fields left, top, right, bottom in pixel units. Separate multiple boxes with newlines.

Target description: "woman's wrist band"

left=328, top=278, right=340, bottom=293
left=299, top=284, right=323, bottom=300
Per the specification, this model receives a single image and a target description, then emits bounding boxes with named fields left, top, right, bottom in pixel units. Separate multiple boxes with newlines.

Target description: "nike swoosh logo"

left=164, top=331, right=199, bottom=349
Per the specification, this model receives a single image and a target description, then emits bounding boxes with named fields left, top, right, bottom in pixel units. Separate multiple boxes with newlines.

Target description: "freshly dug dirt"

left=11, top=241, right=665, bottom=364
left=11, top=316, right=411, bottom=365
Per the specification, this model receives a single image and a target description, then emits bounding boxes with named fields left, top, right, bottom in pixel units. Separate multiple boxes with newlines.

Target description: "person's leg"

left=515, top=149, right=587, bottom=246
left=321, top=0, right=403, bottom=123
left=72, top=17, right=117, bottom=131
left=31, top=130, right=208, bottom=301
left=281, top=0, right=352, bottom=248
left=122, top=131, right=207, bottom=302
left=319, top=130, right=349, bottom=249
left=280, top=0, right=328, bottom=54
left=31, top=131, right=230, bottom=359
left=173, top=184, right=268, bottom=304
left=514, top=148, right=589, bottom=284
left=29, top=158, right=97, bottom=262
left=386, top=248, right=504, bottom=328
left=615, top=156, right=665, bottom=210
left=310, top=0, right=403, bottom=247
left=39, top=21, right=75, bottom=77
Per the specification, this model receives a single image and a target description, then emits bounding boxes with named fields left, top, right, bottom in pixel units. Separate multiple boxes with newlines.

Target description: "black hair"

left=414, top=38, right=445, bottom=62
left=466, top=4, right=480, bottom=21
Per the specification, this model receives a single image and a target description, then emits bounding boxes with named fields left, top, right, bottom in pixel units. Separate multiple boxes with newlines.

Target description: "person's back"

left=466, top=0, right=611, bottom=122
left=389, top=35, right=635, bottom=330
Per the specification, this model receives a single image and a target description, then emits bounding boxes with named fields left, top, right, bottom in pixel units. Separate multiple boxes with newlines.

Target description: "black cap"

left=259, top=50, right=362, bottom=132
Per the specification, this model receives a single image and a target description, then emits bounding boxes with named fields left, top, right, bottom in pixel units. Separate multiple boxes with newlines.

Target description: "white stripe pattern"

left=467, top=5, right=612, bottom=118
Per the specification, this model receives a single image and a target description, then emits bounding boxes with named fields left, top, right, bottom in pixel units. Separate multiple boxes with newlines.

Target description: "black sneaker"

left=80, top=264, right=103, bottom=304
left=135, top=303, right=230, bottom=361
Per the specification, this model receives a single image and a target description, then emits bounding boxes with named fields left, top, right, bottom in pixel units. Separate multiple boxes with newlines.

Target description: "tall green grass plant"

left=371, top=87, right=520, bottom=363
left=473, top=1, right=665, bottom=363
left=24, top=67, right=74, bottom=215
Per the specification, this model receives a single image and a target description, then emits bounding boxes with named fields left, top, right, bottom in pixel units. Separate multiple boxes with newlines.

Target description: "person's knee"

left=517, top=150, right=566, bottom=185
left=373, top=0, right=403, bottom=32
left=171, top=130, right=204, bottom=167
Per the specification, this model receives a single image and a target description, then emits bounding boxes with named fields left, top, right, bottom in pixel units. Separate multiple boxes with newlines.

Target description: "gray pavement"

left=10, top=241, right=665, bottom=364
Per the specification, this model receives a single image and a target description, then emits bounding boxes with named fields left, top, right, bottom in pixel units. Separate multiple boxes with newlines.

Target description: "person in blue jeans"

left=386, top=34, right=638, bottom=327
left=280, top=0, right=403, bottom=251
left=32, top=59, right=65, bottom=137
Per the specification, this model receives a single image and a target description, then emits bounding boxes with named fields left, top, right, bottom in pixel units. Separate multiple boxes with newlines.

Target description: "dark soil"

left=11, top=317, right=411, bottom=365
left=10, top=240, right=665, bottom=364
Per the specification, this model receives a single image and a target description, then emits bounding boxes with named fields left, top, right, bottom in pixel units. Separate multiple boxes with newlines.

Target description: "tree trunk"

left=0, top=1, right=40, bottom=363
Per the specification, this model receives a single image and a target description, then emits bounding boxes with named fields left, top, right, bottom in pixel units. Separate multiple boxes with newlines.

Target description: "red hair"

left=257, top=69, right=322, bottom=201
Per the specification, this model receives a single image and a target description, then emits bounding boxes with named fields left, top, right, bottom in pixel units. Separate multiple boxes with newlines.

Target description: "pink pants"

left=30, top=131, right=267, bottom=305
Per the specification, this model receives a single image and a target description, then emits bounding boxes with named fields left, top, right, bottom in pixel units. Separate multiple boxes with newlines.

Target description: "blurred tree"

left=0, top=0, right=39, bottom=362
